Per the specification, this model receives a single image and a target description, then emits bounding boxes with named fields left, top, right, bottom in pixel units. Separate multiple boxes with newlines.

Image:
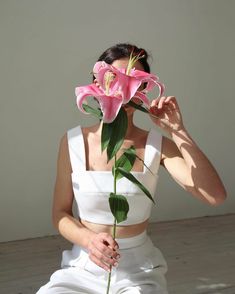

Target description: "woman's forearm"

left=171, top=127, right=227, bottom=205
left=53, top=211, right=96, bottom=249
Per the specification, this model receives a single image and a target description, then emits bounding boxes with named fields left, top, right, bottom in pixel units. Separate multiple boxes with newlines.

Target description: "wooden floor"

left=0, top=214, right=234, bottom=294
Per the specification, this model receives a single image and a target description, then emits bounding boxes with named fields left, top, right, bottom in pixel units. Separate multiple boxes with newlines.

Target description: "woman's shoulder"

left=58, top=125, right=81, bottom=155
left=67, top=124, right=82, bottom=134
left=58, top=132, right=69, bottom=156
left=56, top=132, right=72, bottom=173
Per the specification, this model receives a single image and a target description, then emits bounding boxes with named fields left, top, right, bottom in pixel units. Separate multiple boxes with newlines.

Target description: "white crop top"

left=67, top=125, right=162, bottom=226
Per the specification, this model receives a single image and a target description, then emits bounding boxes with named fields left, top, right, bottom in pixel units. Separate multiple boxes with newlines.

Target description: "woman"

left=37, top=43, right=226, bottom=294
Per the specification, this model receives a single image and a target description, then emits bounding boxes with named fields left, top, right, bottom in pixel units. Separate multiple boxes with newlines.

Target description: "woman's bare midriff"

left=81, top=219, right=149, bottom=238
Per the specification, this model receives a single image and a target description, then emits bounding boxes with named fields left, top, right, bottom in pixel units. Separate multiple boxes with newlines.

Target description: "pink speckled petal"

left=75, top=83, right=124, bottom=123
left=96, top=95, right=123, bottom=123
left=75, top=84, right=103, bottom=113
left=76, top=62, right=165, bottom=122
left=132, top=91, right=150, bottom=107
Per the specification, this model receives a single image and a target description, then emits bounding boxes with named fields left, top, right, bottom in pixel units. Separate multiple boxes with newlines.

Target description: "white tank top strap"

left=67, top=125, right=86, bottom=172
left=144, top=128, right=162, bottom=174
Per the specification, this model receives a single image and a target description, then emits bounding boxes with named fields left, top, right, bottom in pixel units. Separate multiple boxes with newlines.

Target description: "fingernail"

left=114, top=245, right=118, bottom=250
left=116, top=254, right=120, bottom=259
left=114, top=262, right=118, bottom=267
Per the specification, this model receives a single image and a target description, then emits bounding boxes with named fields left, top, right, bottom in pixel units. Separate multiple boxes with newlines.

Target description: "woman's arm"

left=52, top=134, right=119, bottom=271
left=149, top=96, right=227, bottom=205
left=52, top=134, right=94, bottom=248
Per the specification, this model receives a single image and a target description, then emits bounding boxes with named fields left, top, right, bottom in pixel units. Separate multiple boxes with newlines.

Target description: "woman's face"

left=111, top=58, right=145, bottom=114
left=112, top=58, right=144, bottom=71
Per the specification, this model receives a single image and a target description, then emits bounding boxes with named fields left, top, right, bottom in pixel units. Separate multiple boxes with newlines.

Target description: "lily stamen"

left=126, top=50, right=145, bottom=75
left=104, top=71, right=116, bottom=95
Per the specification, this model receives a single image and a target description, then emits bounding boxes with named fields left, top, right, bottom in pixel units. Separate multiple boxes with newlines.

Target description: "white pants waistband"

left=116, top=230, right=147, bottom=249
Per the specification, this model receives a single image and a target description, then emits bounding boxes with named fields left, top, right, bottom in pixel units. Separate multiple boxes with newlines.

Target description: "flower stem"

left=106, top=218, right=117, bottom=294
left=106, top=154, right=118, bottom=294
left=114, top=154, right=117, bottom=194
left=106, top=271, right=112, bottom=294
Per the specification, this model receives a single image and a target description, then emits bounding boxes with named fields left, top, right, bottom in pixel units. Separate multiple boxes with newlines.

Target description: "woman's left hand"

left=149, top=96, right=184, bottom=134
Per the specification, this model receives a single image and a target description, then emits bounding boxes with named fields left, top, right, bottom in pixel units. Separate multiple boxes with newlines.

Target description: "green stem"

left=113, top=154, right=117, bottom=241
left=114, top=154, right=117, bottom=194
left=106, top=155, right=118, bottom=294
left=106, top=270, right=112, bottom=294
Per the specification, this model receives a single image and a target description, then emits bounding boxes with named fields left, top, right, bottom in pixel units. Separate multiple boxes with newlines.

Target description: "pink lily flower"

left=75, top=61, right=165, bottom=123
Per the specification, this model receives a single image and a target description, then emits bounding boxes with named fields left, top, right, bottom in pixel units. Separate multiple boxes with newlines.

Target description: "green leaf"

left=116, top=167, right=155, bottom=204
left=101, top=123, right=112, bottom=152
left=126, top=100, right=149, bottom=113
left=123, top=148, right=154, bottom=176
left=82, top=103, right=103, bottom=118
left=112, top=146, right=136, bottom=180
left=104, top=108, right=128, bottom=161
left=107, top=108, right=128, bottom=160
left=109, top=193, right=129, bottom=223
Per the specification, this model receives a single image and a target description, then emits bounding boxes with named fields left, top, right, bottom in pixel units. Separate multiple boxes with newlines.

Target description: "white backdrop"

left=0, top=0, right=234, bottom=242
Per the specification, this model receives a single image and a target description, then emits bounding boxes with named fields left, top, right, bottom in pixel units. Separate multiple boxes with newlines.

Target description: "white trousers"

left=36, top=231, right=168, bottom=294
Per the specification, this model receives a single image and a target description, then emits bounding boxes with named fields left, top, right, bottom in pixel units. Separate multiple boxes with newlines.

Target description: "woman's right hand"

left=87, top=232, right=120, bottom=272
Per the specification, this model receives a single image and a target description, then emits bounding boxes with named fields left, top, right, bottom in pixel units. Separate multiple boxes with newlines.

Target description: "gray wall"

left=0, top=0, right=234, bottom=242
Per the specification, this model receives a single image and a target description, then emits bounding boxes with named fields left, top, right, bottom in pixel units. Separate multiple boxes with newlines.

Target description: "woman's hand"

left=152, top=96, right=227, bottom=205
left=87, top=232, right=120, bottom=272
left=149, top=96, right=184, bottom=134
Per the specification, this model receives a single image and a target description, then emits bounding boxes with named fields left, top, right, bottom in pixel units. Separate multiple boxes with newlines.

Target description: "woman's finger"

left=169, top=99, right=178, bottom=110
left=165, top=96, right=175, bottom=103
left=96, top=242, right=120, bottom=260
left=164, top=96, right=179, bottom=109
left=89, top=253, right=112, bottom=272
left=89, top=246, right=119, bottom=267
left=150, top=97, right=161, bottom=108
left=100, top=233, right=119, bottom=251
left=158, top=96, right=167, bottom=109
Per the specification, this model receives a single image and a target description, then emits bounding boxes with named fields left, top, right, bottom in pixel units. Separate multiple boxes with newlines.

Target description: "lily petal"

left=153, top=80, right=165, bottom=98
left=132, top=91, right=150, bottom=107
left=75, top=84, right=103, bottom=113
left=122, top=76, right=142, bottom=103
left=76, top=61, right=165, bottom=123
left=75, top=83, right=124, bottom=123
left=130, top=70, right=165, bottom=98
left=93, top=62, right=124, bottom=96
left=144, top=78, right=165, bottom=98
left=96, top=95, right=123, bottom=123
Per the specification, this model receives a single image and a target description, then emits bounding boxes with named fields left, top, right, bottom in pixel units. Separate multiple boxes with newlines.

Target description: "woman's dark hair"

left=97, top=43, right=151, bottom=73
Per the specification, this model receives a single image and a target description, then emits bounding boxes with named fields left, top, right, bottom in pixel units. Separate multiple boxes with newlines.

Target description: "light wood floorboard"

left=0, top=214, right=234, bottom=294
